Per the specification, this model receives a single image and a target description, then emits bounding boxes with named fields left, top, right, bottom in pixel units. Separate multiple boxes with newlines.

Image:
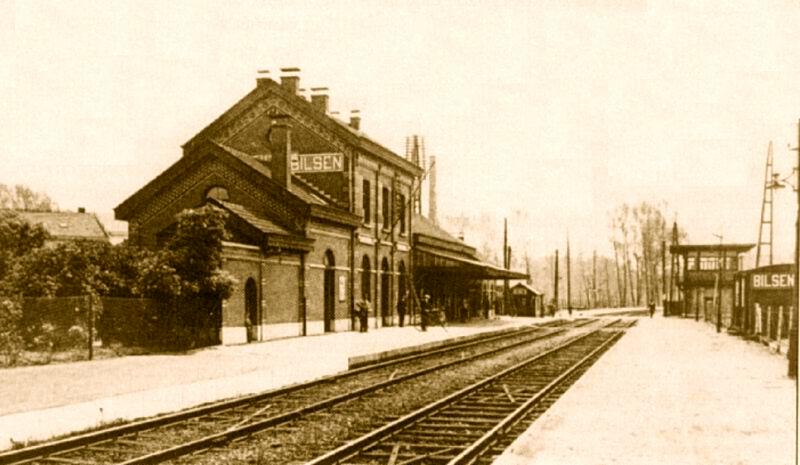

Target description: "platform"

left=494, top=314, right=796, bottom=465
left=0, top=317, right=540, bottom=450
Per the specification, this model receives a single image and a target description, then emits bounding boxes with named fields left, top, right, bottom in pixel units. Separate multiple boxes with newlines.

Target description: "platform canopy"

left=414, top=244, right=528, bottom=280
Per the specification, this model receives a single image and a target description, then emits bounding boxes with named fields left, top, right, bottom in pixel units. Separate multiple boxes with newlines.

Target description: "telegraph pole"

left=567, top=237, right=572, bottom=315
left=554, top=249, right=559, bottom=314
left=592, top=250, right=597, bottom=309
left=789, top=119, right=799, bottom=378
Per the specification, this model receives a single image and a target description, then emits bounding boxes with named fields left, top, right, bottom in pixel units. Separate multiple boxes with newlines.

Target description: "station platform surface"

left=0, top=316, right=541, bottom=450
left=495, top=313, right=797, bottom=465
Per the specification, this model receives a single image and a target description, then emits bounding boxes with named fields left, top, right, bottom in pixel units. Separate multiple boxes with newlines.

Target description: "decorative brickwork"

left=130, top=159, right=307, bottom=239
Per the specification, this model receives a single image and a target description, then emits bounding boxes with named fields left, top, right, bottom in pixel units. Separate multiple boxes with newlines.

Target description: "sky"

left=3, top=0, right=800, bottom=262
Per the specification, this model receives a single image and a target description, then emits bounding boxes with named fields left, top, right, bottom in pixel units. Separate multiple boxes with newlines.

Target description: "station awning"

left=414, top=245, right=528, bottom=280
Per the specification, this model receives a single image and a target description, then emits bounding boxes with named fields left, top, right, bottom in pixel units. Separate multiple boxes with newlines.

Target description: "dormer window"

left=206, top=186, right=230, bottom=201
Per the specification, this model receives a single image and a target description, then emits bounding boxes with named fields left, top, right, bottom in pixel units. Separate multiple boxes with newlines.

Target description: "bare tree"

left=0, top=184, right=57, bottom=211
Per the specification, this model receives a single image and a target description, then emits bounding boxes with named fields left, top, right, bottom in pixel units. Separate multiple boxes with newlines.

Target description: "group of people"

left=355, top=291, right=438, bottom=333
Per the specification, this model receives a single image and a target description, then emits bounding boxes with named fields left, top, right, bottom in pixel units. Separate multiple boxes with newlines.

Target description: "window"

left=398, top=194, right=407, bottom=234
left=382, top=187, right=390, bottom=230
left=205, top=186, right=229, bottom=201
left=362, top=179, right=371, bottom=224
left=361, top=255, right=372, bottom=301
left=699, top=257, right=720, bottom=271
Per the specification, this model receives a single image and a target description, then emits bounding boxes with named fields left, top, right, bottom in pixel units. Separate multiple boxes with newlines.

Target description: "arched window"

left=361, top=255, right=372, bottom=301
left=206, top=186, right=230, bottom=201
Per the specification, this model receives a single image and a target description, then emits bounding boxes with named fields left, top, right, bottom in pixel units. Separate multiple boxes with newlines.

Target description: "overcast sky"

left=3, top=1, right=800, bottom=261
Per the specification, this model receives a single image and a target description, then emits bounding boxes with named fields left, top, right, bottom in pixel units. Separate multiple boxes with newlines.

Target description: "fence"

left=3, top=295, right=223, bottom=366
left=13, top=296, right=159, bottom=362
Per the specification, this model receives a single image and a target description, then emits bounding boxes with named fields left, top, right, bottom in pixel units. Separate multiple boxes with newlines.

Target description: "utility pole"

left=503, top=218, right=509, bottom=316
left=592, top=250, right=597, bottom=309
left=554, top=249, right=559, bottom=314
left=567, top=236, right=572, bottom=315
left=713, top=233, right=724, bottom=333
left=661, top=240, right=666, bottom=313
left=789, top=119, right=799, bottom=378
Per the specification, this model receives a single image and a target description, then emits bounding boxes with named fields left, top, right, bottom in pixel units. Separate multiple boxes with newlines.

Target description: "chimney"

left=78, top=207, right=86, bottom=213
left=256, top=69, right=271, bottom=88
left=310, top=87, right=329, bottom=113
left=428, top=155, right=437, bottom=225
left=349, top=110, right=361, bottom=131
left=280, top=67, right=301, bottom=94
left=268, top=115, right=292, bottom=189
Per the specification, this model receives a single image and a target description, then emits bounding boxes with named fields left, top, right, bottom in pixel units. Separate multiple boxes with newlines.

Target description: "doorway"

left=323, top=250, right=336, bottom=332
left=245, top=278, right=258, bottom=342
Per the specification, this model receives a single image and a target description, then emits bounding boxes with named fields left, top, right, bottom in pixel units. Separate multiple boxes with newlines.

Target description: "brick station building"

left=116, top=71, right=422, bottom=344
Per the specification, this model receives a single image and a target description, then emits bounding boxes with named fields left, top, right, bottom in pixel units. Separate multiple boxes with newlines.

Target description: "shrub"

left=0, top=298, right=23, bottom=366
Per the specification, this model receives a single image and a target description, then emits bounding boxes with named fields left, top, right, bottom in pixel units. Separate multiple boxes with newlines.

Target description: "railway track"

left=2, top=320, right=593, bottom=465
left=306, top=327, right=623, bottom=465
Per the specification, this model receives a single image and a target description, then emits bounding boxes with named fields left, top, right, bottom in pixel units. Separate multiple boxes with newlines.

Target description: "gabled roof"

left=512, top=282, right=543, bottom=295
left=16, top=211, right=109, bottom=242
left=182, top=78, right=422, bottom=176
left=115, top=140, right=312, bottom=221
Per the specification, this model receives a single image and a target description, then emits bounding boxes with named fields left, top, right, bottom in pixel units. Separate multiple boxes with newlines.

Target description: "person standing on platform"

left=420, top=294, right=431, bottom=331
left=460, top=298, right=469, bottom=323
left=357, top=300, right=370, bottom=332
left=397, top=292, right=407, bottom=327
left=649, top=301, right=655, bottom=318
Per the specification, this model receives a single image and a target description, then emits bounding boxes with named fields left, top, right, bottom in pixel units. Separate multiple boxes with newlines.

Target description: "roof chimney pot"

left=256, top=69, right=272, bottom=88
left=349, top=110, right=361, bottom=131
left=310, top=87, right=329, bottom=113
left=280, top=67, right=301, bottom=95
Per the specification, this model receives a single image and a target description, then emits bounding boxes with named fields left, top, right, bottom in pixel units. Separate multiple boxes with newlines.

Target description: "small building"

left=17, top=209, right=109, bottom=246
left=733, top=263, right=794, bottom=343
left=669, top=243, right=754, bottom=328
left=510, top=282, right=544, bottom=317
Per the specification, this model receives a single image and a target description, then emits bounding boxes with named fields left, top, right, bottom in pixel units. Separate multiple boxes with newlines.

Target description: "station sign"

left=290, top=152, right=344, bottom=173
left=751, top=272, right=795, bottom=290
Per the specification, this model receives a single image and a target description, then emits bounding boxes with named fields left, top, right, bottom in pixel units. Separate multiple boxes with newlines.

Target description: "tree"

left=0, top=184, right=57, bottom=211
left=136, top=206, right=236, bottom=349
left=0, top=210, right=49, bottom=280
left=609, top=201, right=671, bottom=307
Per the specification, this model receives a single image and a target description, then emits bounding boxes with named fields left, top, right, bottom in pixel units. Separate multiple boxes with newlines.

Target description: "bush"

left=0, top=298, right=23, bottom=366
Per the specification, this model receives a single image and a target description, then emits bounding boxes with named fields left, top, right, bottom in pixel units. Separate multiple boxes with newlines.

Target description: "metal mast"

left=756, top=141, right=778, bottom=267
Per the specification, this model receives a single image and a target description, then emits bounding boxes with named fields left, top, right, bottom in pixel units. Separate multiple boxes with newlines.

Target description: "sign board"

left=751, top=272, right=795, bottom=290
left=291, top=152, right=344, bottom=173
left=338, top=275, right=346, bottom=302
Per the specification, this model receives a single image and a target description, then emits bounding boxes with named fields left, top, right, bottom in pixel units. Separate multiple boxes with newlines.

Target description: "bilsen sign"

left=291, top=153, right=344, bottom=173
left=752, top=273, right=795, bottom=290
